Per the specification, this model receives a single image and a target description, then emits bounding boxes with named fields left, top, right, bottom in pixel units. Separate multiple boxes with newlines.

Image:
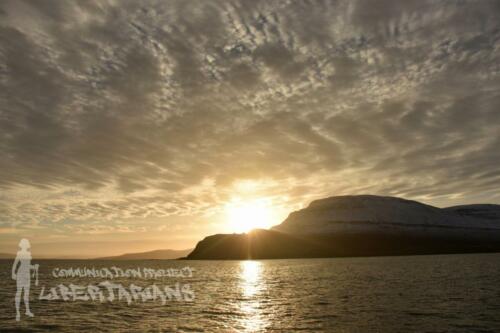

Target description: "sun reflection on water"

left=238, top=261, right=268, bottom=332
left=241, top=260, right=260, bottom=297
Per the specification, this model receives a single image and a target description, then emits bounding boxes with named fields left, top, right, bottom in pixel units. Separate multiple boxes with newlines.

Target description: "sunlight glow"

left=225, top=198, right=276, bottom=233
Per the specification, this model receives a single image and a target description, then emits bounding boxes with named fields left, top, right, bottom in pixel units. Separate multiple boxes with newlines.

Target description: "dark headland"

left=186, top=195, right=500, bottom=259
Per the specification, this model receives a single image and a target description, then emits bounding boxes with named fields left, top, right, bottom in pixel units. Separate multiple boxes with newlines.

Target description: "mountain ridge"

left=273, top=195, right=500, bottom=234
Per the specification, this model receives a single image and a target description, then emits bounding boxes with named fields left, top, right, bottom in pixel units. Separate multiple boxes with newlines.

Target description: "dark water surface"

left=1, top=253, right=500, bottom=332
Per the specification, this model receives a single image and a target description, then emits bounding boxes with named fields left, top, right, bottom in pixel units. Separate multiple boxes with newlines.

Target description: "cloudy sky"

left=1, top=0, right=499, bottom=257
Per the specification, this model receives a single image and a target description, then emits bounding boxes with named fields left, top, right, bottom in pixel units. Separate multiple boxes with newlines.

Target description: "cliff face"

left=186, top=195, right=500, bottom=260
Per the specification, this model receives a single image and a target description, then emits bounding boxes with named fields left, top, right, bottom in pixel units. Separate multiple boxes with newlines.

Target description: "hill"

left=186, top=195, right=500, bottom=259
left=96, top=248, right=192, bottom=260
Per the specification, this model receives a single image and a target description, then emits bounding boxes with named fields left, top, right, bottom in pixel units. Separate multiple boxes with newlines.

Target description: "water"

left=1, top=253, right=500, bottom=332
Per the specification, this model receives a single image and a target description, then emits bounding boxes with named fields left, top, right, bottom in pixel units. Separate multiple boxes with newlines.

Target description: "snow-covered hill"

left=444, top=204, right=500, bottom=221
left=273, top=195, right=500, bottom=236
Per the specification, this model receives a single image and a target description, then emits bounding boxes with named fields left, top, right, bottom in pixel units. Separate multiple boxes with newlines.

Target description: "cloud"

left=0, top=0, right=499, bottom=234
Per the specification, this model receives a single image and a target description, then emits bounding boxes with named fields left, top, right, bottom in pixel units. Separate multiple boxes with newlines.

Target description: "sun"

left=225, top=198, right=276, bottom=233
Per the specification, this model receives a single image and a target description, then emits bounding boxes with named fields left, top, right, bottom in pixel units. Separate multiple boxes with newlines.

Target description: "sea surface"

left=1, top=253, right=500, bottom=332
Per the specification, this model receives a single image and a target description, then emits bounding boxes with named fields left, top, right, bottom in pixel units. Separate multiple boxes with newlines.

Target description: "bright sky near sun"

left=225, top=198, right=277, bottom=233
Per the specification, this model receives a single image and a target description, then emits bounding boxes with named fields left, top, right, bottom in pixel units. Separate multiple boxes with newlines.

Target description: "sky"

left=0, top=0, right=499, bottom=257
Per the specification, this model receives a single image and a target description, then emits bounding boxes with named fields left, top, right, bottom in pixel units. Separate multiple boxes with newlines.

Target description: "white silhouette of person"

left=11, top=238, right=38, bottom=321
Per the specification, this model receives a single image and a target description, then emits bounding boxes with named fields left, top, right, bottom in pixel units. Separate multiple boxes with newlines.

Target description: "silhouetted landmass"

left=96, top=248, right=192, bottom=260
left=187, top=195, right=500, bottom=259
left=186, top=229, right=500, bottom=259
